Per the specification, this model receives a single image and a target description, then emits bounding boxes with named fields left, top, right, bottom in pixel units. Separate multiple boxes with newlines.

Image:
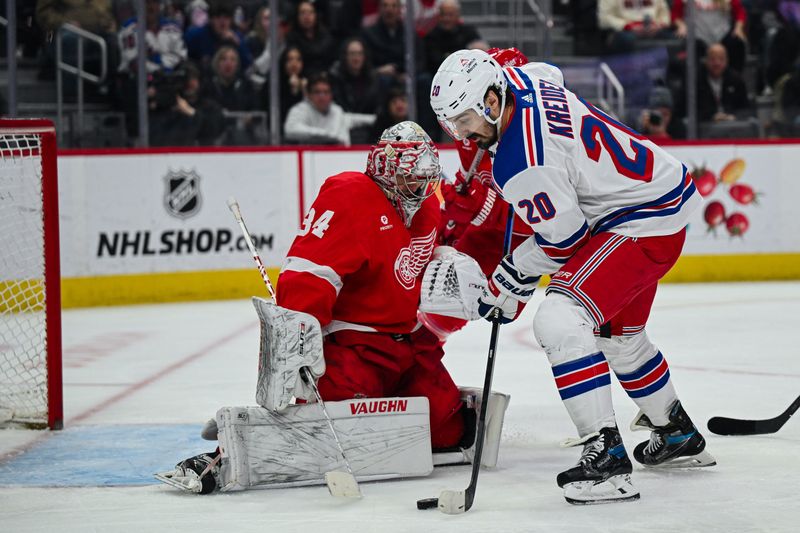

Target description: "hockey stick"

left=227, top=197, right=361, bottom=498
left=417, top=205, right=515, bottom=515
left=707, top=394, right=800, bottom=436
left=455, top=147, right=486, bottom=193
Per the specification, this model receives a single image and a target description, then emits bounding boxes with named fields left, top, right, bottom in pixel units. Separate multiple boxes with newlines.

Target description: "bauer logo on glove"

left=477, top=255, right=540, bottom=324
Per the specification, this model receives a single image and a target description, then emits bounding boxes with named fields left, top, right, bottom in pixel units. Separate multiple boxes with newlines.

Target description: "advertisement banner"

left=58, top=151, right=299, bottom=277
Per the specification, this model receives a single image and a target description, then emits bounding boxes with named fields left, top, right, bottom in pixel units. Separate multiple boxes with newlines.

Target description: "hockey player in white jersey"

left=430, top=49, right=716, bottom=505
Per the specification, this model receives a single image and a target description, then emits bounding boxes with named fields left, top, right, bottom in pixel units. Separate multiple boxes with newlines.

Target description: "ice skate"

left=633, top=400, right=716, bottom=468
left=557, top=426, right=640, bottom=505
left=155, top=450, right=221, bottom=494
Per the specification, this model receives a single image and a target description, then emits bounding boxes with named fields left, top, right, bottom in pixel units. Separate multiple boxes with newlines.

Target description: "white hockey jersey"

left=492, top=64, right=702, bottom=277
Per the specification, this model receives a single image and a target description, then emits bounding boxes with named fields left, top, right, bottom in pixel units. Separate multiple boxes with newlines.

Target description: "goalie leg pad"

left=252, top=297, right=326, bottom=411
left=216, top=397, right=434, bottom=491
left=432, top=386, right=510, bottom=468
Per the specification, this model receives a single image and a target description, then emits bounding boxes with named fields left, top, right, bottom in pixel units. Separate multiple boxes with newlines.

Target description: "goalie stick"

left=707, top=394, right=800, bottom=436
left=227, top=197, right=361, bottom=498
left=416, top=205, right=515, bottom=515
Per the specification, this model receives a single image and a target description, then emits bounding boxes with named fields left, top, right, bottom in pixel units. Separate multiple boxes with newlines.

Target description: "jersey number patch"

left=299, top=208, right=334, bottom=238
left=580, top=113, right=654, bottom=182
left=518, top=192, right=556, bottom=224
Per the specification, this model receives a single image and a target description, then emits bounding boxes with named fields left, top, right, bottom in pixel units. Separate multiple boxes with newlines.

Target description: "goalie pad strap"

left=216, top=397, right=434, bottom=491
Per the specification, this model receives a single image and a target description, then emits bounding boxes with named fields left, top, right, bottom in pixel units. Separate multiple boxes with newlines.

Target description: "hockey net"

left=0, top=119, right=63, bottom=429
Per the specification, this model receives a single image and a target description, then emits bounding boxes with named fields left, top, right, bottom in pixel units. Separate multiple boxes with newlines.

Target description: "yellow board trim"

left=57, top=253, right=800, bottom=308
left=61, top=269, right=280, bottom=308
left=664, top=253, right=800, bottom=283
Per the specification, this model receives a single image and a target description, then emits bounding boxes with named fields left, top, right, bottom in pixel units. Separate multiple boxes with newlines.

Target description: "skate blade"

left=154, top=471, right=202, bottom=493
left=324, top=471, right=362, bottom=498
left=643, top=450, right=717, bottom=469
left=563, top=474, right=640, bottom=505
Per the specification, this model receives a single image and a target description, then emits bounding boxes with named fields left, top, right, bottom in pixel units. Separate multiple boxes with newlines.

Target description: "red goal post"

left=0, top=118, right=63, bottom=429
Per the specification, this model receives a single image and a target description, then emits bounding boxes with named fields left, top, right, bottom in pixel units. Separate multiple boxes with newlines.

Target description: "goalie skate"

left=557, top=427, right=640, bottom=505
left=155, top=451, right=221, bottom=494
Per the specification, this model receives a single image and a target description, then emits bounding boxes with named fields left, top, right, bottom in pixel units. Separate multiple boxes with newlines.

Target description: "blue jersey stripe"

left=535, top=221, right=590, bottom=250
left=552, top=352, right=607, bottom=377
left=616, top=351, right=664, bottom=381
left=559, top=374, right=612, bottom=400
left=514, top=68, right=545, bottom=166
left=625, top=370, right=671, bottom=398
left=592, top=167, right=694, bottom=234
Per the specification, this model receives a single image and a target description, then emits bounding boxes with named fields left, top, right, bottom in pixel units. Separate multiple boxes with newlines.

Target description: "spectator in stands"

left=776, top=60, right=800, bottom=135
left=284, top=0, right=338, bottom=75
left=329, top=37, right=382, bottom=144
left=696, top=43, right=751, bottom=123
left=424, top=0, right=481, bottom=75
left=415, top=0, right=443, bottom=37
left=264, top=44, right=307, bottom=134
left=203, top=44, right=256, bottom=111
left=361, top=0, right=426, bottom=85
left=184, top=1, right=252, bottom=73
left=284, top=72, right=375, bottom=145
left=329, top=0, right=366, bottom=41
left=245, top=6, right=277, bottom=88
left=184, top=0, right=210, bottom=30
left=118, top=0, right=187, bottom=75
left=764, top=3, right=800, bottom=90
left=672, top=0, right=748, bottom=74
left=36, top=0, right=119, bottom=87
left=598, top=0, right=673, bottom=54
left=640, top=85, right=684, bottom=140
left=371, top=86, right=409, bottom=139
left=150, top=61, right=225, bottom=145
left=361, top=0, right=435, bottom=137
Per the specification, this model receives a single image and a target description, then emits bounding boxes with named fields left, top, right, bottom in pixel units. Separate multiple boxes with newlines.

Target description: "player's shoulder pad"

left=521, top=62, right=565, bottom=87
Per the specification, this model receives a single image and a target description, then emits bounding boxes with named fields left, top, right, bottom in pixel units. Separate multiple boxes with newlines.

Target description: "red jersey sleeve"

left=277, top=174, right=372, bottom=326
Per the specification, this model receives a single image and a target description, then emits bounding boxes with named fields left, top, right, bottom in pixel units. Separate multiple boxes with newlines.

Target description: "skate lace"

left=579, top=434, right=605, bottom=466
left=644, top=431, right=665, bottom=455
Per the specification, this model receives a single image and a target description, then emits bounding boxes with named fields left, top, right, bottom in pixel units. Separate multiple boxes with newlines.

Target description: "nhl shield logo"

left=164, top=169, right=202, bottom=219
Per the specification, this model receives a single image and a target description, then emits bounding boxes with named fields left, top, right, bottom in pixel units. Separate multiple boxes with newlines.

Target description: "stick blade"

left=437, top=489, right=467, bottom=514
left=708, top=416, right=766, bottom=436
left=324, top=471, right=362, bottom=498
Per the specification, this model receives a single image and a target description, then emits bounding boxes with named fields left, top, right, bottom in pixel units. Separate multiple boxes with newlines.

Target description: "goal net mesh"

left=0, top=132, right=51, bottom=427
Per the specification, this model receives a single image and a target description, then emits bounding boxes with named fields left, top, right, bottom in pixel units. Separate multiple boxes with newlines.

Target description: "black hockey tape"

left=416, top=498, right=439, bottom=510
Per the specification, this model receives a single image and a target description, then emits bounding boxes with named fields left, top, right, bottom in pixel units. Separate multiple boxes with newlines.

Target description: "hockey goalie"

left=156, top=121, right=510, bottom=494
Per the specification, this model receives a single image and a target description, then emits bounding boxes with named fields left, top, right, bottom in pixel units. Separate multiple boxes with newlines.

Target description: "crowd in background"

left=3, top=0, right=800, bottom=145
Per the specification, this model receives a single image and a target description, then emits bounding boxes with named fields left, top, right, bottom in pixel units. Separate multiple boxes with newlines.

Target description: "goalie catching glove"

left=478, top=254, right=540, bottom=324
left=419, top=246, right=487, bottom=320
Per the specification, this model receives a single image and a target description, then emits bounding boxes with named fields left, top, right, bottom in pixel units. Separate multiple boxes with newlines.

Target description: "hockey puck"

left=416, top=497, right=439, bottom=510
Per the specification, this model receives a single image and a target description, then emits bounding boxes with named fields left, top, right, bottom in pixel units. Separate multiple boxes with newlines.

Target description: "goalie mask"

left=366, top=121, right=441, bottom=227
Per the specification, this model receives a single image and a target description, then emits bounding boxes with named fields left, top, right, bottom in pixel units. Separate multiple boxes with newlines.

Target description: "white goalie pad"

left=419, top=246, right=488, bottom=320
left=432, top=386, right=511, bottom=468
left=252, top=297, right=326, bottom=411
left=216, top=397, right=434, bottom=491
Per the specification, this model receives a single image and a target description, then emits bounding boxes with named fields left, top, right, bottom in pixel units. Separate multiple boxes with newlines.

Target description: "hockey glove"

left=439, top=173, right=491, bottom=245
left=477, top=254, right=540, bottom=324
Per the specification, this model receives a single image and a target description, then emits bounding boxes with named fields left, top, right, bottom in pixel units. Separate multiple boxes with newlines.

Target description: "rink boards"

left=51, top=141, right=800, bottom=307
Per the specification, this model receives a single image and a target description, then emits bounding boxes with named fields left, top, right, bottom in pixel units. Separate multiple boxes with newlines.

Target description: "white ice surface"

left=1, top=282, right=799, bottom=532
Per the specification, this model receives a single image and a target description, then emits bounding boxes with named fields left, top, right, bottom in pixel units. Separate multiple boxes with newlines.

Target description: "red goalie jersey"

left=277, top=171, right=440, bottom=334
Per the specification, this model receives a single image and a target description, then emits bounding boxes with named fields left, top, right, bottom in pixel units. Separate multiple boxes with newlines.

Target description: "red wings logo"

left=394, top=229, right=436, bottom=290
